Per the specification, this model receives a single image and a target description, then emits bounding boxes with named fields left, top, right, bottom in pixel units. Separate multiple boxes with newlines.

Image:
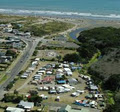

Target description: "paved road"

left=0, top=36, right=40, bottom=99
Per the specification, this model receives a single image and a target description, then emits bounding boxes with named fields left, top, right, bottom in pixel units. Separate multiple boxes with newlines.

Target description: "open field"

left=37, top=50, right=76, bottom=60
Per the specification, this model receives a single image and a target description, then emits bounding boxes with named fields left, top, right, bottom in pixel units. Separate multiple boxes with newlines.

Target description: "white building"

left=6, top=107, right=25, bottom=112
left=18, top=101, right=34, bottom=111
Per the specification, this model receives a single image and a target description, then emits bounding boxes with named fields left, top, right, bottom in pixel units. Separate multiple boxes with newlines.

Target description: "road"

left=0, top=19, right=79, bottom=99
left=0, top=36, right=41, bottom=99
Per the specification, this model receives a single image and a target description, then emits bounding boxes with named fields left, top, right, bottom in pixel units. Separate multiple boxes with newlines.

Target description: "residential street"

left=0, top=36, right=40, bottom=99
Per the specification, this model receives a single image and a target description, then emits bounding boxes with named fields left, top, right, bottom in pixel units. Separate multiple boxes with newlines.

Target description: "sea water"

left=0, top=0, right=120, bottom=19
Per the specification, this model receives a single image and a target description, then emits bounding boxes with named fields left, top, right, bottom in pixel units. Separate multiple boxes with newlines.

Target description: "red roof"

left=42, top=76, right=54, bottom=82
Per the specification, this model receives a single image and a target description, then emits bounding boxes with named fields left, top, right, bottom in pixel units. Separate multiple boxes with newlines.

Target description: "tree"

left=28, top=95, right=42, bottom=106
left=103, top=74, right=120, bottom=91
left=77, top=44, right=97, bottom=60
left=6, top=49, right=17, bottom=58
left=14, top=89, right=19, bottom=95
left=3, top=93, right=23, bottom=103
left=56, top=55, right=61, bottom=61
left=63, top=53, right=80, bottom=63
left=6, top=82, right=14, bottom=90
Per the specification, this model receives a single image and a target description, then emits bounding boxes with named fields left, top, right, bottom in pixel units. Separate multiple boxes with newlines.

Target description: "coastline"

left=1, top=12, right=120, bottom=36
left=1, top=8, right=120, bottom=20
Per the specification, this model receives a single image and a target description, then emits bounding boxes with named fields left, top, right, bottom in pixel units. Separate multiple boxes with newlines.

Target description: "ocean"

left=0, top=0, right=120, bottom=19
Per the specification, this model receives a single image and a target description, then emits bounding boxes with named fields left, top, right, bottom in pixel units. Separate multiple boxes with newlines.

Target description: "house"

left=12, top=41, right=23, bottom=49
left=0, top=58, right=8, bottom=63
left=0, top=56, right=12, bottom=60
left=58, top=105, right=89, bottom=112
left=0, top=56, right=12, bottom=63
left=5, top=37, right=23, bottom=49
left=0, top=49, right=7, bottom=56
left=18, top=100, right=34, bottom=111
left=6, top=107, right=25, bottom=112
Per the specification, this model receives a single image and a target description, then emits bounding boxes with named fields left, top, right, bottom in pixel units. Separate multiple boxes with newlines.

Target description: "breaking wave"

left=0, top=8, right=120, bottom=19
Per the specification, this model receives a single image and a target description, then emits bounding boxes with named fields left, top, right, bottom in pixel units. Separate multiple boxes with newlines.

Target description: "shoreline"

left=1, top=13, right=120, bottom=36
left=1, top=8, right=120, bottom=20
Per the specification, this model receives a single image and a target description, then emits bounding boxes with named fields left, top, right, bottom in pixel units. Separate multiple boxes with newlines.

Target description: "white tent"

left=64, top=68, right=71, bottom=72
left=57, top=69, right=63, bottom=73
left=66, top=71, right=72, bottom=76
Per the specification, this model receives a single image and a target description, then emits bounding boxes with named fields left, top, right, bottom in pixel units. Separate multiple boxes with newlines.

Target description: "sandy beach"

left=1, top=14, right=120, bottom=35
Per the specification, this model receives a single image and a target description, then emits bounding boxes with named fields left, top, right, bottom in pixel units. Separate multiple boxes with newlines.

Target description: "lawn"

left=37, top=50, right=76, bottom=60
left=0, top=75, right=8, bottom=84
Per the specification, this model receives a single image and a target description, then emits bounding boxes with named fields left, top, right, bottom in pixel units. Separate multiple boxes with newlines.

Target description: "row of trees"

left=63, top=44, right=97, bottom=63
left=3, top=90, right=43, bottom=106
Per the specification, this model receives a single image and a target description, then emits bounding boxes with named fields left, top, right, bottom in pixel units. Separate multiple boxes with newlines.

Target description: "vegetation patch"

left=20, top=21, right=73, bottom=36
left=77, top=27, right=120, bottom=112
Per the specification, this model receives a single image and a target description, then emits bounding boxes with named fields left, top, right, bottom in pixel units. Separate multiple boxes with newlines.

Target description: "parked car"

left=76, top=90, right=85, bottom=94
left=71, top=92, right=79, bottom=97
left=40, top=94, right=48, bottom=100
left=48, top=89, right=57, bottom=94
